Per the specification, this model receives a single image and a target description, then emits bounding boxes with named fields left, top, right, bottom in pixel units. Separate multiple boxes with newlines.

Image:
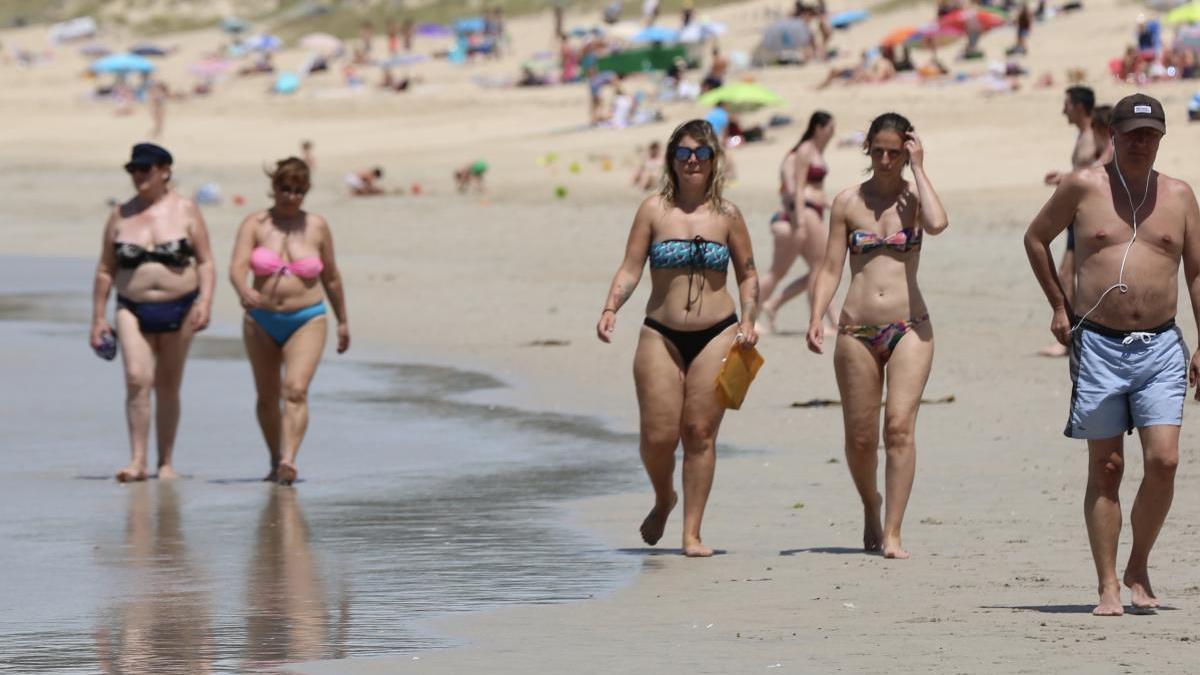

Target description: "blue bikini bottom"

left=248, top=302, right=326, bottom=345
left=117, top=290, right=199, bottom=334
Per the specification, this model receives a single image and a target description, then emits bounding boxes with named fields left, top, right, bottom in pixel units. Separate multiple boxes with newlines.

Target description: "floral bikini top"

left=648, top=236, right=730, bottom=271
left=847, top=227, right=922, bottom=255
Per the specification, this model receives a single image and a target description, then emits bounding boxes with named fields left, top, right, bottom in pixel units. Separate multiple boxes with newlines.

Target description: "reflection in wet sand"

left=244, top=487, right=345, bottom=669
left=93, top=483, right=215, bottom=674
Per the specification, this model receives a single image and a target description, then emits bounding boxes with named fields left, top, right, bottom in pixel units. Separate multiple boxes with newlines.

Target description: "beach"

left=3, top=0, right=1200, bottom=671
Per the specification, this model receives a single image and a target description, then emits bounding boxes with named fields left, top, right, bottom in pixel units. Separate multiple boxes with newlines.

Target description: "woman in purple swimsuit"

left=596, top=119, right=759, bottom=557
left=89, top=143, right=216, bottom=482
left=806, top=113, right=949, bottom=559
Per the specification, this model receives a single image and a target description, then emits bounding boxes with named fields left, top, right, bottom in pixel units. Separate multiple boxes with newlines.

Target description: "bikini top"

left=847, top=227, right=923, bottom=255
left=114, top=238, right=195, bottom=269
left=806, top=163, right=828, bottom=184
left=648, top=236, right=730, bottom=271
left=250, top=246, right=324, bottom=279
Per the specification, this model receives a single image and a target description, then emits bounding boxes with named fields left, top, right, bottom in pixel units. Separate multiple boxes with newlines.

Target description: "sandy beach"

left=4, top=0, right=1200, bottom=671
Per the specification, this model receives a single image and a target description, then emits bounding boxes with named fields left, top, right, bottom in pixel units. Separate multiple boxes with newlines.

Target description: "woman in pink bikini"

left=758, top=111, right=838, bottom=332
left=229, top=157, right=350, bottom=485
left=806, top=113, right=948, bottom=559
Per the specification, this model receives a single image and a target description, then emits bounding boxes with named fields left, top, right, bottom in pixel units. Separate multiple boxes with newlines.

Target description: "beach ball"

left=568, top=161, right=581, bottom=174
left=554, top=185, right=568, bottom=199
left=546, top=152, right=558, bottom=164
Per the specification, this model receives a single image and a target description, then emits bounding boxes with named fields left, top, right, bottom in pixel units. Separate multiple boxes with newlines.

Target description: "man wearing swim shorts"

left=1024, top=93, right=1200, bottom=616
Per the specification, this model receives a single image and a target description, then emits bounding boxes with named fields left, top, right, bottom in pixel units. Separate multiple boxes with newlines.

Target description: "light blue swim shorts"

left=1065, top=318, right=1188, bottom=440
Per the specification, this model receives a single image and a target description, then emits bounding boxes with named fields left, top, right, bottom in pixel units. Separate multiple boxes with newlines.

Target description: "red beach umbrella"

left=939, top=9, right=1006, bottom=33
left=880, top=25, right=919, bottom=48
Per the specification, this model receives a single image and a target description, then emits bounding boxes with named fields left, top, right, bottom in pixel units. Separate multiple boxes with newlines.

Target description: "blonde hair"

left=658, top=119, right=728, bottom=214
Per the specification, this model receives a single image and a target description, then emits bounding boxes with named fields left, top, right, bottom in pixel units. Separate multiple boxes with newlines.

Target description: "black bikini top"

left=114, top=238, right=195, bottom=269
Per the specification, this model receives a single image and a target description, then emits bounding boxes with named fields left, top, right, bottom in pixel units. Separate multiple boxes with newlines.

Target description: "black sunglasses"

left=124, top=163, right=153, bottom=174
left=672, top=145, right=714, bottom=162
left=278, top=186, right=309, bottom=196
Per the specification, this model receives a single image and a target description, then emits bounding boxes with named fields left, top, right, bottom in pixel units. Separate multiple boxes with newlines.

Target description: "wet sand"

left=0, top=257, right=668, bottom=673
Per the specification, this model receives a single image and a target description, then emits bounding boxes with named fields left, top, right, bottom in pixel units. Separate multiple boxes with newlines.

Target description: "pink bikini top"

left=250, top=246, right=324, bottom=279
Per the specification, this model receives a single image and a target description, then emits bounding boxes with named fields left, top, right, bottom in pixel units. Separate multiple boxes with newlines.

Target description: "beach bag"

left=714, top=344, right=764, bottom=410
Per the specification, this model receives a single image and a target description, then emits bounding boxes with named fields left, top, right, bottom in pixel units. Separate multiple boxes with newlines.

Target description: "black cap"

left=1111, top=93, right=1165, bottom=134
left=124, top=143, right=173, bottom=171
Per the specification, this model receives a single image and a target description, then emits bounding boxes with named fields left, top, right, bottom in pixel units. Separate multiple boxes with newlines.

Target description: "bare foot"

left=758, top=304, right=778, bottom=334
left=640, top=492, right=677, bottom=545
left=156, top=465, right=180, bottom=480
left=276, top=460, right=298, bottom=486
left=882, top=534, right=910, bottom=559
left=863, top=492, right=883, bottom=553
left=1094, top=581, right=1124, bottom=616
left=1124, top=568, right=1160, bottom=609
left=115, top=464, right=148, bottom=483
left=1037, top=343, right=1068, bottom=357
left=682, top=539, right=714, bottom=557
left=262, top=469, right=278, bottom=482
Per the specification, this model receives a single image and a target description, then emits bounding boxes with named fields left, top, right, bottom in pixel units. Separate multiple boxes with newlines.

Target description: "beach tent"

left=299, top=32, right=343, bottom=56
left=697, top=81, right=785, bottom=111
left=90, top=53, right=156, bottom=74
left=130, top=43, right=168, bottom=57
left=753, top=18, right=812, bottom=65
left=244, top=34, right=283, bottom=52
left=49, top=17, right=98, bottom=43
left=630, top=26, right=680, bottom=43
left=830, top=9, right=869, bottom=29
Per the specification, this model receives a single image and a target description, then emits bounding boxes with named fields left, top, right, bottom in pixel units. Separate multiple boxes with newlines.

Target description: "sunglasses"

left=124, top=163, right=153, bottom=174
left=672, top=145, right=715, bottom=162
left=278, top=186, right=309, bottom=196
left=869, top=147, right=906, bottom=159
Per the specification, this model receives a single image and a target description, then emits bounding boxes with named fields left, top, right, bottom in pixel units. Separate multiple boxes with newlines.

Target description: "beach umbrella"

left=130, top=43, right=168, bottom=57
left=244, top=34, right=282, bottom=52
left=630, top=25, right=680, bottom=43
left=189, top=58, right=233, bottom=77
left=90, top=52, right=156, bottom=74
left=939, top=9, right=1006, bottom=33
left=908, top=23, right=965, bottom=48
left=830, top=9, right=869, bottom=29
left=221, top=17, right=248, bottom=34
left=698, top=81, right=784, bottom=111
left=1165, top=2, right=1200, bottom=25
left=880, top=25, right=919, bottom=48
left=299, top=32, right=343, bottom=55
left=416, top=23, right=453, bottom=37
left=454, top=17, right=486, bottom=34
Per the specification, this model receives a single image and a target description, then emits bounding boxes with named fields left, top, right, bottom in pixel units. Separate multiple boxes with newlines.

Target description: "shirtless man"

left=1024, top=93, right=1200, bottom=616
left=1039, top=85, right=1097, bottom=356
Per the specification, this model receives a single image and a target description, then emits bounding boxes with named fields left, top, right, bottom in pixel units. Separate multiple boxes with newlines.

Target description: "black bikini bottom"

left=643, top=314, right=738, bottom=370
left=117, top=290, right=199, bottom=334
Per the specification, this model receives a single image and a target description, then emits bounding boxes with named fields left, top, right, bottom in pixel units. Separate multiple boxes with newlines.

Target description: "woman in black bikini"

left=758, top=111, right=838, bottom=333
left=596, top=119, right=759, bottom=557
left=90, top=143, right=216, bottom=482
left=806, top=113, right=948, bottom=559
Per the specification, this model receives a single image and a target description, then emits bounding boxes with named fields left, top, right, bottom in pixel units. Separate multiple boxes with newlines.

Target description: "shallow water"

left=0, top=256, right=647, bottom=674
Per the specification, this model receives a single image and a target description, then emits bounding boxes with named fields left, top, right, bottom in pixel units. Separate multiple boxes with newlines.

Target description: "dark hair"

left=1091, top=104, right=1113, bottom=130
left=863, top=112, right=914, bottom=167
left=799, top=110, right=834, bottom=145
left=372, top=167, right=384, bottom=178
left=1065, top=85, right=1095, bottom=114
left=265, top=157, right=310, bottom=196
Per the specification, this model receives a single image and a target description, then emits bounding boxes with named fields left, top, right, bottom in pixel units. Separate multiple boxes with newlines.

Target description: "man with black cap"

left=1024, top=93, right=1200, bottom=616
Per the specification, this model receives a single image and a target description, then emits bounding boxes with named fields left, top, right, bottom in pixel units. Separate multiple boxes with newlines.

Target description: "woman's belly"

left=643, top=270, right=737, bottom=330
left=254, top=275, right=324, bottom=313
left=115, top=264, right=198, bottom=302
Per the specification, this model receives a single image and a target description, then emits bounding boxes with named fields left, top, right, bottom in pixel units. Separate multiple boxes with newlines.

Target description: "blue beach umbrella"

left=830, top=9, right=869, bottom=29
left=90, top=53, right=156, bottom=74
left=244, top=34, right=282, bottom=52
left=630, top=25, right=679, bottom=43
left=454, top=17, right=486, bottom=34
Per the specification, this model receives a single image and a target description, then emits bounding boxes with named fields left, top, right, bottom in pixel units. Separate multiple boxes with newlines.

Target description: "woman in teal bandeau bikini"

left=230, top=157, right=350, bottom=485
left=596, top=119, right=759, bottom=557
left=807, top=113, right=949, bottom=560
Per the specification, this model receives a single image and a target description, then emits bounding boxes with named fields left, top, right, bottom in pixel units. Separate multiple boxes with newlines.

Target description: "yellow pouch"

left=714, top=344, right=764, bottom=410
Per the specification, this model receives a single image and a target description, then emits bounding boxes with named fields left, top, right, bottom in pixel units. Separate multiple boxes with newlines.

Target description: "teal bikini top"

left=648, top=236, right=730, bottom=271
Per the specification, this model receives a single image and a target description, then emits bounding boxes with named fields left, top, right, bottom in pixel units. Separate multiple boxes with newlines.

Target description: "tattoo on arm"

left=745, top=256, right=756, bottom=271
